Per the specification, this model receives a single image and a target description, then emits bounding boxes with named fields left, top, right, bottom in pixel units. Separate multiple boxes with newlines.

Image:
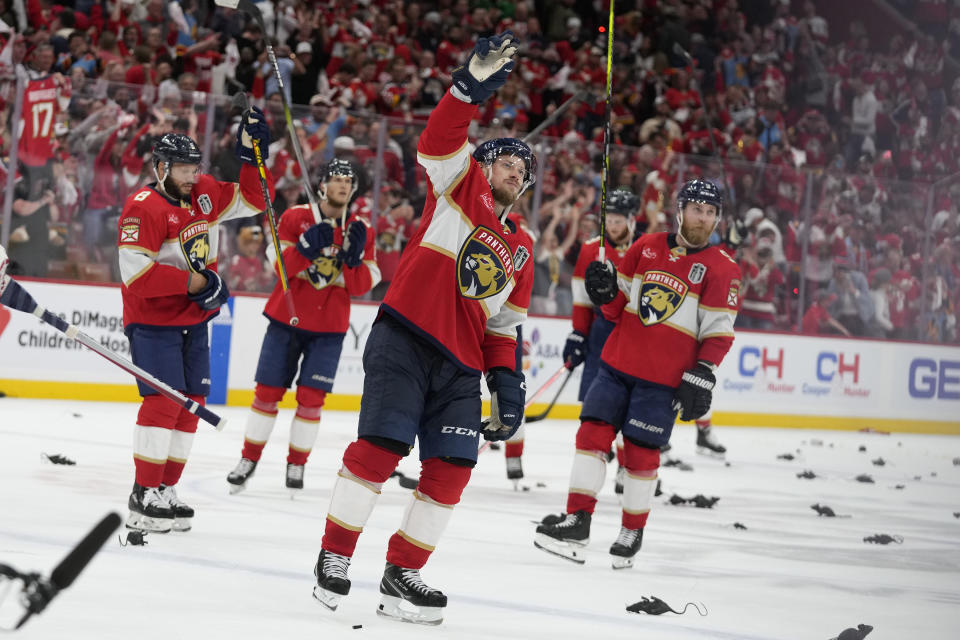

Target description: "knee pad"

left=575, top=420, right=617, bottom=454
left=253, top=382, right=287, bottom=404
left=623, top=438, right=660, bottom=472
left=295, top=386, right=326, bottom=413
left=175, top=394, right=203, bottom=433
left=418, top=458, right=471, bottom=505
left=137, top=395, right=181, bottom=429
left=344, top=438, right=403, bottom=484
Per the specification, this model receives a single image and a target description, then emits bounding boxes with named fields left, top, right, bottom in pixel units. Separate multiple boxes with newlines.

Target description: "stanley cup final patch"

left=197, top=194, right=213, bottom=215
left=688, top=262, right=707, bottom=284
left=457, top=226, right=515, bottom=300
left=513, top=245, right=530, bottom=272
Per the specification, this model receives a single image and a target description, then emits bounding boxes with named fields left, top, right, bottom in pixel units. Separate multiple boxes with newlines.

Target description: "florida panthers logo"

left=305, top=253, right=343, bottom=290
left=457, top=226, right=515, bottom=300
left=638, top=270, right=688, bottom=326
left=180, top=220, right=211, bottom=272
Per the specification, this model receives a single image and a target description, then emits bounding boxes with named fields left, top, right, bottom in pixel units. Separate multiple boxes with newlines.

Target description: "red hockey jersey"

left=117, top=164, right=274, bottom=328
left=571, top=235, right=633, bottom=335
left=600, top=233, right=741, bottom=387
left=263, top=205, right=379, bottom=334
left=18, top=75, right=69, bottom=167
left=382, top=91, right=534, bottom=374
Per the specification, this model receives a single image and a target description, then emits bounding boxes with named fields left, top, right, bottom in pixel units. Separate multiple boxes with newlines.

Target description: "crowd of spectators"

left=0, top=0, right=957, bottom=343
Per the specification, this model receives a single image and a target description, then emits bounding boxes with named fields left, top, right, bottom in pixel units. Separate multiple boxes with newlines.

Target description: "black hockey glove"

left=296, top=221, right=334, bottom=261
left=562, top=331, right=587, bottom=368
left=585, top=260, right=618, bottom=306
left=672, top=362, right=716, bottom=422
left=188, top=269, right=230, bottom=311
left=484, top=367, right=526, bottom=441
left=341, top=220, right=367, bottom=268
left=451, top=31, right=518, bottom=104
left=235, top=107, right=270, bottom=165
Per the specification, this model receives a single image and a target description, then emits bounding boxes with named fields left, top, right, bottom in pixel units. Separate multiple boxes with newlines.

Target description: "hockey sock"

left=161, top=394, right=201, bottom=486
left=134, top=395, right=179, bottom=487
left=505, top=422, right=525, bottom=459
left=695, top=410, right=712, bottom=431
left=323, top=439, right=402, bottom=558
left=566, top=420, right=616, bottom=515
left=386, top=458, right=471, bottom=569
left=288, top=387, right=325, bottom=465
left=622, top=441, right=660, bottom=529
left=615, top=431, right=625, bottom=466
left=241, top=384, right=284, bottom=462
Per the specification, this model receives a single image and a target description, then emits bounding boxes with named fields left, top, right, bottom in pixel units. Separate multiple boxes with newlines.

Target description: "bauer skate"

left=312, top=549, right=351, bottom=611
left=159, top=484, right=194, bottom=532
left=534, top=510, right=591, bottom=564
left=609, top=526, right=643, bottom=569
left=377, top=562, right=447, bottom=625
left=226, top=458, right=257, bottom=494
left=126, top=483, right=174, bottom=533
left=696, top=426, right=726, bottom=458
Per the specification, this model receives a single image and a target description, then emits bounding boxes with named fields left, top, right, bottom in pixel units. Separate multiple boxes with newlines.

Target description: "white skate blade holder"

left=377, top=594, right=444, bottom=625
left=228, top=483, right=248, bottom=495
left=611, top=554, right=635, bottom=570
left=126, top=512, right=172, bottom=534
left=312, top=585, right=343, bottom=612
left=696, top=445, right=726, bottom=459
left=533, top=533, right=588, bottom=565
left=172, top=517, right=192, bottom=533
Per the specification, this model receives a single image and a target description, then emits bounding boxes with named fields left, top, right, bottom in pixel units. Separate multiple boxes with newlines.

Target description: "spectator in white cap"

left=290, top=40, right=325, bottom=106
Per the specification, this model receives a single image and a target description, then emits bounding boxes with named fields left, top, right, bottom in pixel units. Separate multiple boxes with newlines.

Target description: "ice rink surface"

left=1, top=398, right=958, bottom=639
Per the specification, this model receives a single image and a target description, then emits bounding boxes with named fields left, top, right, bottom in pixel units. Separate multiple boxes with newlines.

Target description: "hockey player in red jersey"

left=226, top=159, right=379, bottom=494
left=117, top=111, right=273, bottom=534
left=312, top=32, right=534, bottom=624
left=502, top=190, right=638, bottom=487
left=535, top=179, right=741, bottom=569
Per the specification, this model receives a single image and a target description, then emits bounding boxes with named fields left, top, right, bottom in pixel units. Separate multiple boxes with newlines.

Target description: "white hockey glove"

left=451, top=31, right=518, bottom=104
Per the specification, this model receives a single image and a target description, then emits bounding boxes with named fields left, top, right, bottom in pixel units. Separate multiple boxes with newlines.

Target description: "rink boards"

left=0, top=280, right=957, bottom=433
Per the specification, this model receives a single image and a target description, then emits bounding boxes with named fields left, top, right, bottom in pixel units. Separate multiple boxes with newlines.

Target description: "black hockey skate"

left=286, top=463, right=304, bottom=493
left=534, top=510, right=591, bottom=564
left=159, top=484, right=194, bottom=532
left=127, top=483, right=174, bottom=533
left=538, top=512, right=567, bottom=526
left=377, top=562, right=447, bottom=625
left=609, top=526, right=643, bottom=569
left=226, top=458, right=257, bottom=494
left=506, top=456, right=523, bottom=490
left=696, top=426, right=726, bottom=458
left=312, top=549, right=351, bottom=611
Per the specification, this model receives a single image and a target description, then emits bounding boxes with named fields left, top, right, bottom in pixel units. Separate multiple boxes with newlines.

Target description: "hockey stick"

left=0, top=512, right=121, bottom=630
left=216, top=0, right=322, bottom=225
left=597, top=0, right=615, bottom=263
left=0, top=274, right=226, bottom=431
left=524, top=365, right=574, bottom=423
left=521, top=90, right=589, bottom=144
left=233, top=91, right=299, bottom=326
